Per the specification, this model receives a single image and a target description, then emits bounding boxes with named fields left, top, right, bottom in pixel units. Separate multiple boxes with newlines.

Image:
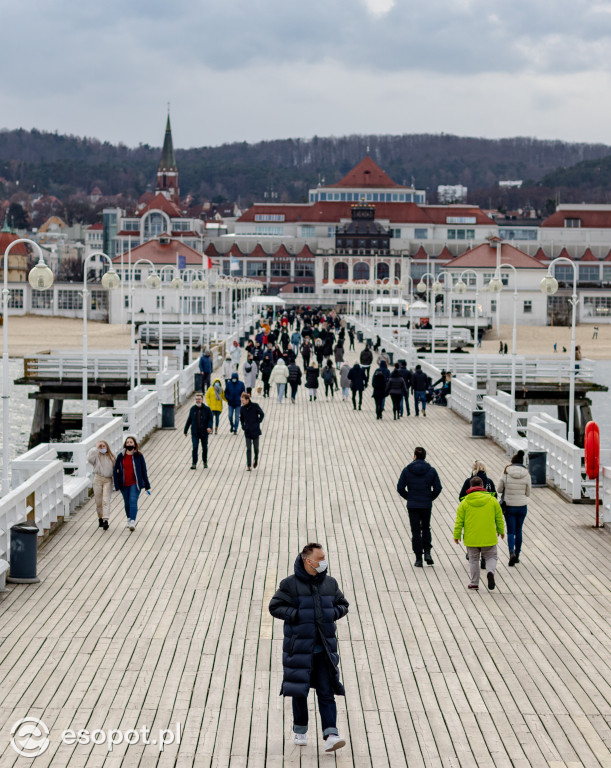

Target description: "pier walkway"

left=0, top=347, right=610, bottom=767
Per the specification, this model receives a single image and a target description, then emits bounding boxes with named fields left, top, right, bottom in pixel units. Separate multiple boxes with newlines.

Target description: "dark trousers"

left=408, top=507, right=432, bottom=556
left=201, top=372, right=211, bottom=391
left=324, top=382, right=335, bottom=397
left=192, top=433, right=208, bottom=464
left=390, top=393, right=402, bottom=416
left=262, top=376, right=271, bottom=397
left=362, top=365, right=370, bottom=385
left=245, top=436, right=259, bottom=467
left=349, top=338, right=355, bottom=350
left=400, top=392, right=410, bottom=416
left=290, top=382, right=299, bottom=400
left=505, top=505, right=527, bottom=554
left=374, top=394, right=385, bottom=418
left=351, top=389, right=362, bottom=409
left=292, top=653, right=338, bottom=738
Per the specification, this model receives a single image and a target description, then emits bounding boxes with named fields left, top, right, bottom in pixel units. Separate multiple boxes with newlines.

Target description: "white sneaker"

left=294, top=733, right=307, bottom=746
left=129, top=520, right=136, bottom=531
left=324, top=734, right=346, bottom=752
left=125, top=519, right=131, bottom=528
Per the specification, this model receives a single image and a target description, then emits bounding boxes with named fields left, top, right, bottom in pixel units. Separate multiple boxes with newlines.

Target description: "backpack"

left=322, top=367, right=333, bottom=383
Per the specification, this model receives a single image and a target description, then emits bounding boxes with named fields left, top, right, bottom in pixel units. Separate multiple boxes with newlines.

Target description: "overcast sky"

left=2, top=0, right=611, bottom=149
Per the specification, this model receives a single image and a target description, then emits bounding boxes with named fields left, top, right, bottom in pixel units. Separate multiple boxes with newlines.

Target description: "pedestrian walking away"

left=269, top=357, right=289, bottom=403
left=205, top=378, right=226, bottom=433
left=184, top=392, right=213, bottom=468
left=371, top=364, right=388, bottom=419
left=239, top=392, right=264, bottom=470
left=198, top=348, right=213, bottom=391
left=347, top=362, right=365, bottom=409
left=113, top=436, right=151, bottom=531
left=348, top=328, right=355, bottom=350
left=360, top=345, right=373, bottom=385
left=260, top=353, right=274, bottom=398
left=397, top=360, right=412, bottom=416
left=396, top=446, right=442, bottom=566
left=224, top=372, right=246, bottom=433
left=306, top=360, right=320, bottom=401
left=386, top=364, right=409, bottom=419
left=87, top=439, right=115, bottom=529
left=339, top=362, right=351, bottom=401
left=497, top=450, right=531, bottom=566
left=459, top=459, right=497, bottom=569
left=412, top=364, right=429, bottom=416
left=291, top=329, right=302, bottom=356
left=322, top=359, right=338, bottom=398
left=242, top=354, right=258, bottom=394
left=269, top=542, right=349, bottom=752
left=453, top=476, right=505, bottom=590
left=287, top=359, right=302, bottom=403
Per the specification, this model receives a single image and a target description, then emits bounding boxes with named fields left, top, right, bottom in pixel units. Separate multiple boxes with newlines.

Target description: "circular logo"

left=10, top=717, right=50, bottom=757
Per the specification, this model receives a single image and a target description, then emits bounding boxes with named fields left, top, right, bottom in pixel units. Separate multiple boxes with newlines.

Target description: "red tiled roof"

left=327, top=157, right=401, bottom=189
left=273, top=244, right=292, bottom=259
left=446, top=242, right=546, bottom=270
left=580, top=248, right=598, bottom=262
left=205, top=243, right=220, bottom=257
left=436, top=245, right=454, bottom=260
left=137, top=192, right=182, bottom=218
left=116, top=230, right=140, bottom=237
left=604, top=249, right=611, bottom=262
left=171, top=230, right=199, bottom=237
left=557, top=247, right=574, bottom=261
left=228, top=244, right=244, bottom=257
left=541, top=209, right=611, bottom=228
left=412, top=246, right=429, bottom=260
left=248, top=244, right=268, bottom=259
left=87, top=222, right=103, bottom=230
left=0, top=232, right=28, bottom=255
left=112, top=237, right=204, bottom=265
left=533, top=247, right=548, bottom=262
left=296, top=244, right=316, bottom=258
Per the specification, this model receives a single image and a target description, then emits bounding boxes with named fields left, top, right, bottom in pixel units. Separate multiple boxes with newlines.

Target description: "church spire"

left=156, top=112, right=179, bottom=203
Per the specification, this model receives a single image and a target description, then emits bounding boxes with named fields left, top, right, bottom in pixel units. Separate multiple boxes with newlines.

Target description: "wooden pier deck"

left=1, top=346, right=610, bottom=767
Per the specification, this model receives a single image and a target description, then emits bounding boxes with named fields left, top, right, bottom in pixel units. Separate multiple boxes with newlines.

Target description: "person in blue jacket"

left=113, top=436, right=151, bottom=531
left=396, top=446, right=442, bottom=567
left=269, top=543, right=349, bottom=753
left=224, top=372, right=246, bottom=434
left=199, top=349, right=213, bottom=391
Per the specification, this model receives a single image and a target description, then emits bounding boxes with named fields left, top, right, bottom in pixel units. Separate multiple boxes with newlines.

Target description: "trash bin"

left=161, top=403, right=176, bottom=429
left=7, top=523, right=40, bottom=584
left=194, top=373, right=203, bottom=392
left=357, top=331, right=364, bottom=343
left=528, top=451, right=547, bottom=487
left=471, top=410, right=486, bottom=438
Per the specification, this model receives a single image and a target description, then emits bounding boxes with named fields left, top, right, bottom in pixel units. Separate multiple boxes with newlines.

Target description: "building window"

left=583, top=296, right=611, bottom=316
left=555, top=265, right=573, bottom=283
left=327, top=226, right=336, bottom=237
left=603, top=265, right=611, bottom=283
left=294, top=286, right=314, bottom=293
left=491, top=300, right=497, bottom=313
left=90, top=290, right=108, bottom=311
left=57, top=290, right=83, bottom=311
left=414, top=228, right=428, bottom=239
left=254, top=225, right=284, bottom=236
left=376, top=262, right=389, bottom=280
left=156, top=296, right=166, bottom=309
left=334, top=262, right=348, bottom=281
left=124, top=295, right=130, bottom=309
left=499, top=228, right=538, bottom=241
left=323, top=262, right=329, bottom=281
left=181, top=296, right=203, bottom=313
left=300, top=225, right=315, bottom=238
left=579, top=265, right=600, bottom=283
left=523, top=300, right=532, bottom=314
left=447, top=228, right=476, bottom=240
left=391, top=228, right=401, bottom=239
left=483, top=272, right=509, bottom=286
left=564, top=218, right=581, bottom=228
left=295, top=262, right=314, bottom=277
left=353, top=262, right=370, bottom=280
left=143, top=211, right=168, bottom=239
left=8, top=289, right=24, bottom=309
left=254, top=214, right=285, bottom=222
left=410, top=263, right=428, bottom=281
left=271, top=262, right=290, bottom=277
left=451, top=299, right=476, bottom=317
left=31, top=290, right=53, bottom=309
left=246, top=261, right=267, bottom=277
left=222, top=261, right=230, bottom=275
left=394, top=263, right=401, bottom=279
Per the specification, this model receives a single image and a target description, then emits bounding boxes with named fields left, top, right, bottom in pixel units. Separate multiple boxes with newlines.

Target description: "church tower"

left=156, top=113, right=179, bottom=203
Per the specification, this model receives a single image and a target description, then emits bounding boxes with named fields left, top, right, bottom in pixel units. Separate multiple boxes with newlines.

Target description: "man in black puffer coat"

left=269, top=543, right=349, bottom=752
left=397, top=446, right=443, bottom=567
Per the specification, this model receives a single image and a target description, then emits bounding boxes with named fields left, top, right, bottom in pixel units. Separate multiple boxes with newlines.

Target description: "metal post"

left=569, top=283, right=577, bottom=445
left=2, top=254, right=10, bottom=492
left=82, top=280, right=89, bottom=435
left=511, top=287, right=518, bottom=406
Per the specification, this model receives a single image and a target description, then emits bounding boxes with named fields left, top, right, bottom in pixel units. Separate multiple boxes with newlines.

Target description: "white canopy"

left=370, top=297, right=410, bottom=308
left=251, top=295, right=286, bottom=306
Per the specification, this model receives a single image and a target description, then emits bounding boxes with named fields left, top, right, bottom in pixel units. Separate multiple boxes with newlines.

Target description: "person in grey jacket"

left=497, top=450, right=531, bottom=566
left=242, top=354, right=258, bottom=394
left=339, top=362, right=351, bottom=401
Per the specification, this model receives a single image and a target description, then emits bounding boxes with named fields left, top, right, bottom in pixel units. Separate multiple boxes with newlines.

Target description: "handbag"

left=256, top=385, right=262, bottom=394
left=499, top=468, right=508, bottom=513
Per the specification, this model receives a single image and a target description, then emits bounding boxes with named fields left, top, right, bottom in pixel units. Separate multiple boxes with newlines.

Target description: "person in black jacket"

left=371, top=366, right=388, bottom=419
left=239, top=392, right=264, bottom=470
left=287, top=360, right=302, bottom=403
left=260, top=354, right=274, bottom=398
left=184, top=392, right=214, bottom=469
left=398, top=361, right=412, bottom=416
left=305, top=361, right=320, bottom=401
left=412, top=364, right=430, bottom=417
left=113, top=436, right=151, bottom=531
left=359, top=346, right=373, bottom=385
left=385, top=366, right=409, bottom=419
left=269, top=543, right=349, bottom=752
left=396, top=446, right=443, bottom=566
left=347, top=363, right=365, bottom=410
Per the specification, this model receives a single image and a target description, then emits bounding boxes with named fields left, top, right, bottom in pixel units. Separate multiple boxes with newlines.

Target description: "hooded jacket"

left=260, top=355, right=274, bottom=378
left=268, top=554, right=349, bottom=698
left=222, top=358, right=234, bottom=380
left=224, top=377, right=246, bottom=406
left=347, top=364, right=365, bottom=391
left=239, top=400, right=265, bottom=438
left=205, top=379, right=226, bottom=412
left=198, top=353, right=213, bottom=375
left=397, top=459, right=442, bottom=509
left=339, top=363, right=351, bottom=389
left=269, top=359, right=289, bottom=385
left=412, top=368, right=429, bottom=392
left=305, top=365, right=319, bottom=389
left=371, top=367, right=389, bottom=397
left=453, top=489, right=505, bottom=547
left=385, top=370, right=409, bottom=396
left=459, top=471, right=496, bottom=500
left=242, top=360, right=258, bottom=389
left=287, top=362, right=302, bottom=385
left=497, top=464, right=531, bottom=506
left=360, top=348, right=373, bottom=366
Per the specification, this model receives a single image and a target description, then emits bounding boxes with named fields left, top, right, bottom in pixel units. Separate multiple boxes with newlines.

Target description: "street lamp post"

left=3, top=240, right=54, bottom=491
left=488, top=263, right=518, bottom=407
left=540, top=258, right=578, bottom=445
left=416, top=271, right=443, bottom=365
left=160, top=266, right=185, bottom=367
left=436, top=270, right=454, bottom=372
left=81, top=252, right=120, bottom=434
left=130, top=258, right=161, bottom=389
left=454, top=269, right=480, bottom=387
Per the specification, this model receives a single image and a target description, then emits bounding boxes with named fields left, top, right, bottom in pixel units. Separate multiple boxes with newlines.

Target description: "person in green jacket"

left=453, top=476, right=505, bottom=591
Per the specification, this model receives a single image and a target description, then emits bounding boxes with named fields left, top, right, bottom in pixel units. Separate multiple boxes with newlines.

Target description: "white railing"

left=448, top=375, right=480, bottom=423
left=157, top=372, right=180, bottom=407
left=419, top=354, right=595, bottom=383
left=483, top=396, right=531, bottom=451
left=23, top=351, right=159, bottom=381
left=179, top=360, right=200, bottom=402
left=602, top=467, right=611, bottom=524
left=0, top=460, right=65, bottom=561
left=526, top=420, right=584, bottom=501
left=396, top=328, right=472, bottom=346
left=117, top=390, right=159, bottom=442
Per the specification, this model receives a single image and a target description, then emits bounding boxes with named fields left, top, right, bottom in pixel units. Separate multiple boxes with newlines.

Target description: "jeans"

left=505, top=505, right=527, bottom=554
left=407, top=507, right=432, bottom=556
left=414, top=390, right=427, bottom=414
left=467, top=545, right=497, bottom=586
left=324, top=382, right=335, bottom=397
left=212, top=411, right=220, bottom=428
left=400, top=392, right=410, bottom=416
left=290, top=382, right=299, bottom=400
left=341, top=386, right=349, bottom=399
left=228, top=405, right=241, bottom=432
left=362, top=365, right=371, bottom=385
left=121, top=485, right=140, bottom=521
left=292, top=653, right=339, bottom=738
left=245, top=436, right=259, bottom=467
left=191, top=433, right=208, bottom=464
left=93, top=475, right=112, bottom=518
left=352, top=390, right=362, bottom=409
left=276, top=383, right=286, bottom=403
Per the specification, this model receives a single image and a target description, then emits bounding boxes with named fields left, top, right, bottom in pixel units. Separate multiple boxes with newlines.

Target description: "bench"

left=63, top=476, right=91, bottom=517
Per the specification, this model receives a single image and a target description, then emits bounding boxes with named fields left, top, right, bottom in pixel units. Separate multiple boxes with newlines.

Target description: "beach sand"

left=480, top=323, right=611, bottom=361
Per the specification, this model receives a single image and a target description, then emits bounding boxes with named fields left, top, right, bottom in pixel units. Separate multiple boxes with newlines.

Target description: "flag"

left=177, top=255, right=186, bottom=271
left=230, top=253, right=240, bottom=271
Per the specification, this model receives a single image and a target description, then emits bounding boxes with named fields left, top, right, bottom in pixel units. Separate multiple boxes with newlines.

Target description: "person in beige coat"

left=497, top=450, right=531, bottom=566
left=87, top=440, right=115, bottom=530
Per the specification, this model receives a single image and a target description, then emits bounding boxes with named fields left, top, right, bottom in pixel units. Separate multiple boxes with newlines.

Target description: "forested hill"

left=1, top=127, right=610, bottom=207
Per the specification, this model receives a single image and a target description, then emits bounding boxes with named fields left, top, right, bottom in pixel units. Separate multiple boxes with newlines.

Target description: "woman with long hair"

left=87, top=439, right=116, bottom=530
left=113, top=436, right=151, bottom=531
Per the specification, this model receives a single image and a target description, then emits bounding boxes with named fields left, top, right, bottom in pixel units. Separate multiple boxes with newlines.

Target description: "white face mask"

left=310, top=559, right=328, bottom=574
left=99, top=447, right=107, bottom=454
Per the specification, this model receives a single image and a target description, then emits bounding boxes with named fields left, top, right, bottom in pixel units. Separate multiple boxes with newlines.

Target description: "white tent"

left=369, top=297, right=410, bottom=309
left=251, top=295, right=286, bottom=306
